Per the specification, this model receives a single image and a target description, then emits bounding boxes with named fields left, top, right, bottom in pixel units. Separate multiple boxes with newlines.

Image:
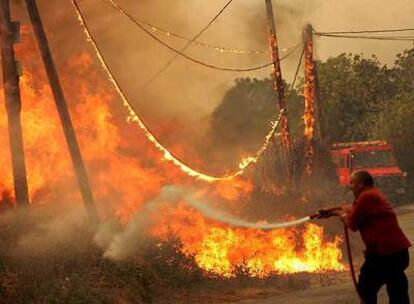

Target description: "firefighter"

left=335, top=170, right=411, bottom=304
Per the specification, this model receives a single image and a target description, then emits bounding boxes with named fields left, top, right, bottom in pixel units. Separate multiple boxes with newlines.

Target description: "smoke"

left=10, top=1, right=313, bottom=132
left=9, top=0, right=413, bottom=168
left=96, top=184, right=312, bottom=260
left=0, top=184, right=308, bottom=263
left=311, top=0, right=414, bottom=63
left=95, top=186, right=184, bottom=260
left=11, top=0, right=414, bottom=125
left=95, top=185, right=222, bottom=260
left=0, top=204, right=92, bottom=260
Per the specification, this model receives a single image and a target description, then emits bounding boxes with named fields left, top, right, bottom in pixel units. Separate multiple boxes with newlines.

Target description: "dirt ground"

left=237, top=205, right=414, bottom=304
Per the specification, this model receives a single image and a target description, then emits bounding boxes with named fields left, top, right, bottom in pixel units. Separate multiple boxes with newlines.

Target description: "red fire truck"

left=331, top=141, right=407, bottom=203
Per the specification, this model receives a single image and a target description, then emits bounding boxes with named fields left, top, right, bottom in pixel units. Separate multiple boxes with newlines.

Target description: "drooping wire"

left=70, top=0, right=289, bottom=182
left=99, top=0, right=299, bottom=73
left=127, top=0, right=233, bottom=85
left=99, top=0, right=267, bottom=56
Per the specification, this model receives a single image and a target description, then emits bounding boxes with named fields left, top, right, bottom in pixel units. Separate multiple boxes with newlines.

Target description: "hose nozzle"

left=312, top=207, right=342, bottom=220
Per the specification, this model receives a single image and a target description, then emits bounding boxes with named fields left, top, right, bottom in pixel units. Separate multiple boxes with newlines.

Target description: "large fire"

left=0, top=27, right=344, bottom=277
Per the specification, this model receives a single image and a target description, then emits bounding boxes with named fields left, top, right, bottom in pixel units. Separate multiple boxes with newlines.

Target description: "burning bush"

left=0, top=206, right=344, bottom=303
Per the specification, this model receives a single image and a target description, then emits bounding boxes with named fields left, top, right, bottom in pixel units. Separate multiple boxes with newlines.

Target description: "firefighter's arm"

left=346, top=198, right=368, bottom=232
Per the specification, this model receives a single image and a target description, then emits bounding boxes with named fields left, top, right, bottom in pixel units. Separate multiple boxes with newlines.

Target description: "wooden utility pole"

left=313, top=61, right=327, bottom=143
left=24, top=0, right=98, bottom=222
left=0, top=0, right=30, bottom=206
left=303, top=24, right=315, bottom=175
left=264, top=0, right=290, bottom=149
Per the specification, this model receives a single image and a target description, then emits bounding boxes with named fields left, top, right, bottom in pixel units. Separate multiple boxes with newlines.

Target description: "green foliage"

left=318, top=50, right=414, bottom=175
left=318, top=53, right=397, bottom=142
left=393, top=49, right=414, bottom=96
left=207, top=78, right=304, bottom=168
left=210, top=78, right=274, bottom=150
left=208, top=48, right=414, bottom=176
left=370, top=94, right=414, bottom=174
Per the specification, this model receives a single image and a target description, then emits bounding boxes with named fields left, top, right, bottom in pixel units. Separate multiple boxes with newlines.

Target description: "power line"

left=137, top=0, right=233, bottom=85
left=106, top=0, right=233, bottom=85
left=95, top=0, right=299, bottom=72
left=315, top=27, right=414, bottom=35
left=315, top=33, right=414, bottom=41
left=146, top=22, right=266, bottom=55
left=100, top=0, right=267, bottom=56
left=288, top=46, right=305, bottom=97
left=71, top=0, right=228, bottom=182
left=70, top=0, right=289, bottom=183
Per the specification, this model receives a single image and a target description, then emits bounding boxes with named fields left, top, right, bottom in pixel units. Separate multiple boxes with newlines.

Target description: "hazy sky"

left=11, top=0, right=414, bottom=135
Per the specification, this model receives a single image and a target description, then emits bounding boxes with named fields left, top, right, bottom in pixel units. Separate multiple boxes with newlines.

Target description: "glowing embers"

left=303, top=37, right=315, bottom=175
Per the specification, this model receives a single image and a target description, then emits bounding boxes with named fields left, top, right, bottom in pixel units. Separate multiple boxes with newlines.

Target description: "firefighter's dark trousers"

left=358, top=248, right=410, bottom=304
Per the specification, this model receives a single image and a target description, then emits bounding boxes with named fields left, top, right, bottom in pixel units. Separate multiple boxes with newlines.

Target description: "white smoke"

left=97, top=185, right=310, bottom=260
left=96, top=186, right=185, bottom=260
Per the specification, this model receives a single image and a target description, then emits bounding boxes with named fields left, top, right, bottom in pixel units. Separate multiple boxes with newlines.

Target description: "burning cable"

left=70, top=0, right=284, bottom=183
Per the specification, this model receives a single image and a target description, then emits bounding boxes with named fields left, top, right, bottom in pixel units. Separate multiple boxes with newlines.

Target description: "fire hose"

left=344, top=223, right=363, bottom=303
left=314, top=208, right=364, bottom=304
left=194, top=203, right=363, bottom=303
left=162, top=187, right=364, bottom=302
left=186, top=194, right=363, bottom=301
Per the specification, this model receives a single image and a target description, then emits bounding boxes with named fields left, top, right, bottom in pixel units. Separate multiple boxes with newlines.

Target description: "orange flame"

left=0, top=27, right=344, bottom=277
left=196, top=223, right=344, bottom=277
left=152, top=204, right=344, bottom=277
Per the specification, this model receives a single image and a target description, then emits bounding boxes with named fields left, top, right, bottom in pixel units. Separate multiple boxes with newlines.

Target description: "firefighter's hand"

left=316, top=207, right=341, bottom=219
left=332, top=205, right=352, bottom=217
left=328, top=208, right=342, bottom=216
left=338, top=211, right=348, bottom=226
left=341, top=204, right=352, bottom=214
left=338, top=206, right=352, bottom=226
